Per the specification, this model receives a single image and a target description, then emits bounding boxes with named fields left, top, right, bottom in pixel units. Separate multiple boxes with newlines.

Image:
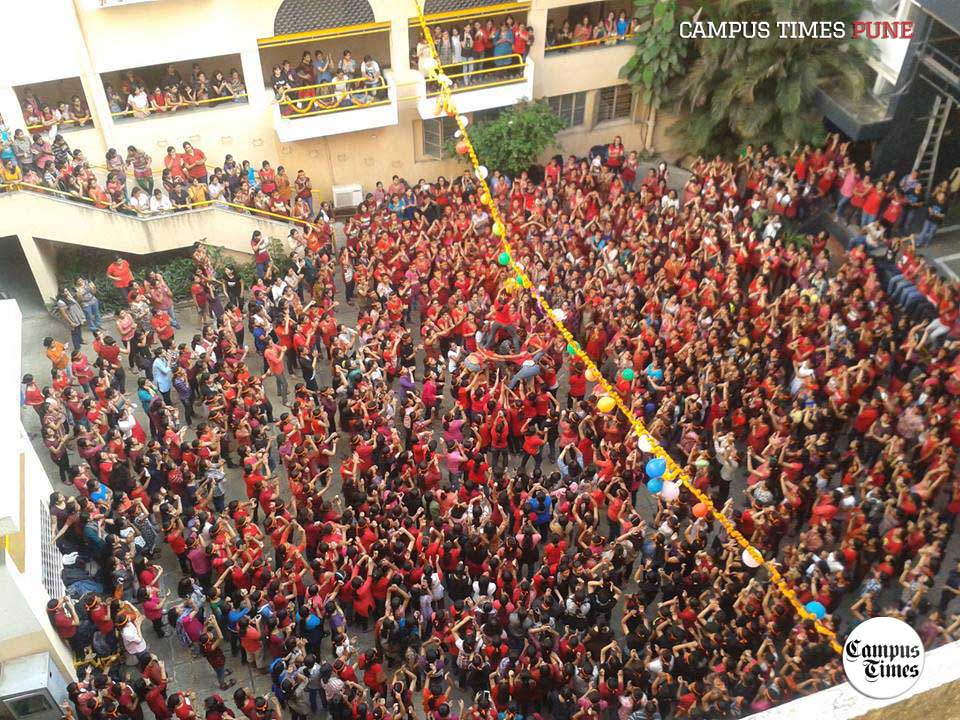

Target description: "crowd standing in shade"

left=18, top=125, right=960, bottom=720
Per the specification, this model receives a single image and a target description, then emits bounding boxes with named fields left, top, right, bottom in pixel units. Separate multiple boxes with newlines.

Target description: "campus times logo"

left=842, top=617, right=925, bottom=699
left=678, top=19, right=914, bottom=39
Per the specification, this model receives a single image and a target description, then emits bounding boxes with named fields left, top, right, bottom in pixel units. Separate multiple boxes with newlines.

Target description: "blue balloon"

left=645, top=457, right=666, bottom=479
left=805, top=601, right=826, bottom=620
left=646, top=477, right=663, bottom=494
left=644, top=402, right=656, bottom=415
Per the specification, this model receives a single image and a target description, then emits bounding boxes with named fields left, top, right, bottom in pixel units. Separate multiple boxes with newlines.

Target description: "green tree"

left=620, top=0, right=692, bottom=109
left=623, top=0, right=869, bottom=156
left=453, top=101, right=565, bottom=176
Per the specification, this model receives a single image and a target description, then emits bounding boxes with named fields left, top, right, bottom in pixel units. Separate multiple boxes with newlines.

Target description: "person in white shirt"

left=149, top=189, right=172, bottom=214
left=127, top=86, right=150, bottom=119
left=129, top=187, right=151, bottom=214
left=119, top=611, right=148, bottom=656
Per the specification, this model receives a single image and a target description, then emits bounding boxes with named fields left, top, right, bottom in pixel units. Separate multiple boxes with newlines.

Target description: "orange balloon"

left=455, top=141, right=469, bottom=155
left=692, top=502, right=709, bottom=518
left=585, top=368, right=599, bottom=382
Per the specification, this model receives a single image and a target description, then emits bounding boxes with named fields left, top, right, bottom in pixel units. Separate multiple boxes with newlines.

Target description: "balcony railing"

left=271, top=70, right=399, bottom=141
left=416, top=56, right=534, bottom=119
left=110, top=92, right=249, bottom=122
left=544, top=34, right=635, bottom=53
left=276, top=74, right=391, bottom=118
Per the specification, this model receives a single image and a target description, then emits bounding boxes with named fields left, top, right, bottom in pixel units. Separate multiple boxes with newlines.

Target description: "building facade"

left=0, top=0, right=668, bottom=203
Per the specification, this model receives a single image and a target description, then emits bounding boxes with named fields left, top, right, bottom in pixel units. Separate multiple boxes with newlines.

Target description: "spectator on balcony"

left=460, top=25, right=475, bottom=82
left=438, top=30, right=454, bottom=67
left=191, top=71, right=212, bottom=105
left=492, top=22, right=514, bottom=69
left=207, top=170, right=226, bottom=202
left=125, top=145, right=153, bottom=193
left=917, top=189, right=948, bottom=247
left=616, top=10, right=631, bottom=41
left=574, top=15, right=593, bottom=44
left=170, top=179, right=189, bottom=211
left=149, top=188, right=172, bottom=214
left=295, top=52, right=317, bottom=107
left=188, top=177, right=209, bottom=207
left=163, top=83, right=188, bottom=111
left=164, top=145, right=185, bottom=184
left=181, top=141, right=208, bottom=184
left=228, top=68, right=246, bottom=100
left=271, top=65, right=293, bottom=114
left=338, top=50, right=357, bottom=78
left=416, top=33, right=433, bottom=75
left=556, top=19, right=573, bottom=47
left=71, top=96, right=92, bottom=126
left=207, top=70, right=230, bottom=103
left=104, top=148, right=127, bottom=191
left=513, top=23, right=532, bottom=59
left=160, top=64, right=182, bottom=90
left=12, top=128, right=32, bottom=172
left=360, top=55, right=383, bottom=97
left=127, top=84, right=151, bottom=119
left=312, top=51, right=333, bottom=84
left=295, top=169, right=313, bottom=213
left=30, top=134, right=53, bottom=171
left=104, top=84, right=124, bottom=115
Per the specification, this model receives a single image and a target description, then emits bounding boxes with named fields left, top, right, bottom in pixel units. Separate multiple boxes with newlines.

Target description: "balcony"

left=816, top=80, right=895, bottom=141
left=272, top=70, right=398, bottom=142
left=416, top=56, right=533, bottom=120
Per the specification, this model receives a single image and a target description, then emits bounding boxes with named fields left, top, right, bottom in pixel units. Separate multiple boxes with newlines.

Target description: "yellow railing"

left=25, top=117, right=94, bottom=132
left=111, top=92, right=249, bottom=119
left=425, top=54, right=526, bottom=97
left=0, top=180, right=326, bottom=233
left=276, top=76, right=390, bottom=118
left=544, top=34, right=634, bottom=53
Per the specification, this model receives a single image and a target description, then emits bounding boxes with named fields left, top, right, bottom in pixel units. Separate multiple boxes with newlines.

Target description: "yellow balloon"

left=597, top=396, right=616, bottom=413
left=504, top=278, right=518, bottom=292
left=585, top=368, right=599, bottom=382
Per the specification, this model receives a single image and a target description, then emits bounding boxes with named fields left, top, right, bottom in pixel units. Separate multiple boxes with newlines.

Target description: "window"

left=39, top=500, right=65, bottom=601
left=596, top=85, right=633, bottom=123
left=422, top=116, right=459, bottom=159
left=548, top=92, right=586, bottom=129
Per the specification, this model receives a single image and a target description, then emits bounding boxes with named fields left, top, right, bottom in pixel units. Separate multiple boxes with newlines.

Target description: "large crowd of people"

left=17, top=122, right=960, bottom=720
left=0, top=126, right=324, bottom=224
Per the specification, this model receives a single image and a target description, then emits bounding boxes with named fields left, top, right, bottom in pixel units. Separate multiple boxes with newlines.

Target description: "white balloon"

left=475, top=165, right=489, bottom=180
left=457, top=114, right=469, bottom=126
left=551, top=309, right=566, bottom=322
left=437, top=73, right=453, bottom=87
left=742, top=548, right=762, bottom=568
left=637, top=435, right=653, bottom=453
left=454, top=129, right=462, bottom=138
left=660, top=480, right=679, bottom=502
left=421, top=57, right=438, bottom=73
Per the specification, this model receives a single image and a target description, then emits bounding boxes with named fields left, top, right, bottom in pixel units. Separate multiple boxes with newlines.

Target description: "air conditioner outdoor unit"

left=332, top=183, right=363, bottom=209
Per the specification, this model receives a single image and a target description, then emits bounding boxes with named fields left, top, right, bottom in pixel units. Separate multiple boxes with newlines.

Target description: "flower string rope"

left=411, top=0, right=842, bottom=655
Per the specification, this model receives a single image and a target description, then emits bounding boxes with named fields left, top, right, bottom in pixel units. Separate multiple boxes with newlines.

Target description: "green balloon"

left=566, top=343, right=578, bottom=355
left=516, top=275, right=524, bottom=286
left=498, top=252, right=510, bottom=266
left=623, top=368, right=636, bottom=381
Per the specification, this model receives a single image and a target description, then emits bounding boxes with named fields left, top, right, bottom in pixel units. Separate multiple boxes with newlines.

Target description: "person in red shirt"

left=179, top=141, right=208, bottom=183
left=150, top=309, right=176, bottom=348
left=106, top=256, right=134, bottom=293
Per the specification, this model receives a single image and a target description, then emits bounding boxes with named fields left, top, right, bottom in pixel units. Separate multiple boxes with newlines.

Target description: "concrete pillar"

left=527, top=6, right=549, bottom=98
left=240, top=47, right=270, bottom=109
left=17, top=235, right=58, bottom=303
left=0, top=88, right=27, bottom=134
left=69, top=0, right=115, bottom=154
left=388, top=16, right=413, bottom=82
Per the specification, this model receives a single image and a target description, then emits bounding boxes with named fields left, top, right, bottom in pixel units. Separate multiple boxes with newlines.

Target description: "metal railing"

left=110, top=92, right=249, bottom=120
left=544, top=33, right=634, bottom=53
left=25, top=117, right=95, bottom=132
left=425, top=54, right=527, bottom=97
left=0, top=179, right=326, bottom=233
left=276, top=75, right=391, bottom=118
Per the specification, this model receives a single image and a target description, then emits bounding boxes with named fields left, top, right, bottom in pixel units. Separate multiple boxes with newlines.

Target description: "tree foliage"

left=622, top=0, right=870, bottom=156
left=452, top=101, right=565, bottom=176
left=619, top=0, right=692, bottom=108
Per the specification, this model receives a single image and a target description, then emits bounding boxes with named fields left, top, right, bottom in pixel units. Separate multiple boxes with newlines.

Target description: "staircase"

left=912, top=93, right=954, bottom=196
left=0, top=189, right=304, bottom=301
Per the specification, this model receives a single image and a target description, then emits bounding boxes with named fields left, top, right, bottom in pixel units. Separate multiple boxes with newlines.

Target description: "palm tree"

left=641, top=0, right=870, bottom=156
